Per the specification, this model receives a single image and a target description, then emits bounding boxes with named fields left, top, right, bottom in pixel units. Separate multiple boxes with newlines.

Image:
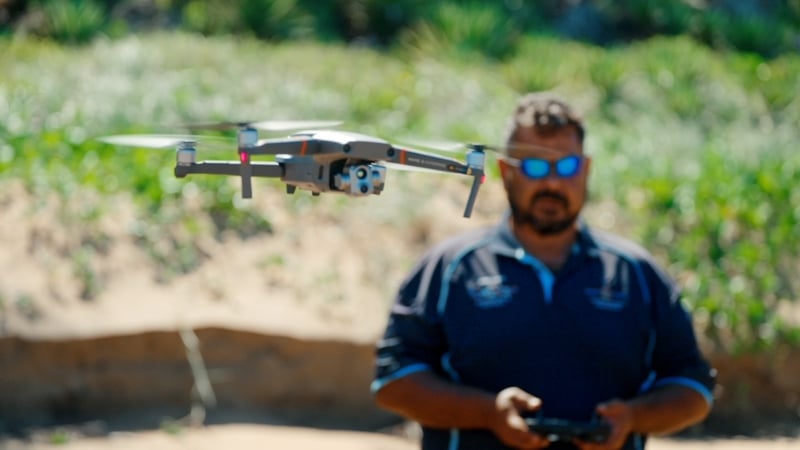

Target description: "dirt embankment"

left=1, top=178, right=799, bottom=440
left=2, top=327, right=800, bottom=438
left=0, top=327, right=396, bottom=432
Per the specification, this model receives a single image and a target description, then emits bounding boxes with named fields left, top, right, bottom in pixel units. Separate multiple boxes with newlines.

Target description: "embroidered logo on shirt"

left=584, top=287, right=628, bottom=311
left=585, top=257, right=631, bottom=311
left=466, top=275, right=517, bottom=308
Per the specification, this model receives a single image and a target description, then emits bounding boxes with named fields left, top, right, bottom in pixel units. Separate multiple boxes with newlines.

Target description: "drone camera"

left=335, top=163, right=386, bottom=196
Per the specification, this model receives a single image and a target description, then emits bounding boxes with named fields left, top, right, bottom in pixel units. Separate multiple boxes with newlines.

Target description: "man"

left=371, top=92, right=716, bottom=450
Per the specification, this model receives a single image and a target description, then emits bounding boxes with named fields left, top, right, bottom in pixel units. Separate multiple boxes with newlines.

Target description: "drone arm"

left=389, top=146, right=486, bottom=218
left=175, top=161, right=283, bottom=178
left=389, top=147, right=470, bottom=174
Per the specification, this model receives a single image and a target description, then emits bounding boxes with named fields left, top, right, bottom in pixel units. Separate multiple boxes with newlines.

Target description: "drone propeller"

left=182, top=120, right=342, bottom=132
left=399, top=138, right=571, bottom=157
left=251, top=120, right=343, bottom=131
left=396, top=137, right=506, bottom=154
left=397, top=138, right=466, bottom=153
left=97, top=134, right=232, bottom=152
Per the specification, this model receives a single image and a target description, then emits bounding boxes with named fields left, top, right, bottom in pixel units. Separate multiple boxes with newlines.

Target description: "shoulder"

left=583, top=226, right=678, bottom=292
left=584, top=226, right=657, bottom=265
left=423, top=226, right=498, bottom=264
left=405, top=226, right=499, bottom=278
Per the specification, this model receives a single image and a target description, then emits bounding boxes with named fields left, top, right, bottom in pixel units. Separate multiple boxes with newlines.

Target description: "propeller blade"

left=182, top=120, right=342, bottom=132
left=395, top=138, right=506, bottom=154
left=250, top=120, right=343, bottom=131
left=97, top=134, right=231, bottom=150
left=503, top=142, right=572, bottom=155
left=398, top=139, right=567, bottom=155
left=183, top=121, right=255, bottom=131
left=395, top=137, right=466, bottom=153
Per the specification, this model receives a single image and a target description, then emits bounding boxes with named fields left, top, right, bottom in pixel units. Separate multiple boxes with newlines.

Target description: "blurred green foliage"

left=3, top=0, right=799, bottom=57
left=0, top=3, right=798, bottom=353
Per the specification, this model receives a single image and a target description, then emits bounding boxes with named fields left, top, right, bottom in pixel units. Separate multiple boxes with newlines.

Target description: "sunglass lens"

left=556, top=155, right=581, bottom=177
left=521, top=159, right=550, bottom=179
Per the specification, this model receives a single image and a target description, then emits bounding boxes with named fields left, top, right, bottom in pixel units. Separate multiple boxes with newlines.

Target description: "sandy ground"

left=2, top=179, right=799, bottom=450
left=2, top=423, right=800, bottom=450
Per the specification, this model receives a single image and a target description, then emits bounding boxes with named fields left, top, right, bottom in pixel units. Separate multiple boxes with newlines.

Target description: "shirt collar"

left=490, top=211, right=600, bottom=266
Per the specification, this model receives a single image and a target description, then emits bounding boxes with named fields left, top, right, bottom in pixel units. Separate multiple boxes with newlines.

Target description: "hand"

left=490, top=387, right=550, bottom=449
left=575, top=399, right=634, bottom=450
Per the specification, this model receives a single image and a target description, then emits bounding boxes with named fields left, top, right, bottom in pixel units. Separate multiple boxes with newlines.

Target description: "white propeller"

left=97, top=134, right=230, bottom=150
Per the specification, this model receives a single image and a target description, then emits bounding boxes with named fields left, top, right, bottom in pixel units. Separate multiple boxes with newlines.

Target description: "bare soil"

left=1, top=177, right=799, bottom=449
left=2, top=423, right=800, bottom=450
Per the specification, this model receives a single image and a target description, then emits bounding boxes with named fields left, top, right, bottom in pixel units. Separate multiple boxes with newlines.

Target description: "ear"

left=498, top=160, right=514, bottom=186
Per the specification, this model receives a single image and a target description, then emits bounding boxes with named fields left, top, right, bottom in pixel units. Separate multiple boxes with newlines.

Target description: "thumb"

left=514, top=393, right=541, bottom=412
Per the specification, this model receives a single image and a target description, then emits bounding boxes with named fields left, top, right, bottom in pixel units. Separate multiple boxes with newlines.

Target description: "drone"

left=99, top=120, right=488, bottom=217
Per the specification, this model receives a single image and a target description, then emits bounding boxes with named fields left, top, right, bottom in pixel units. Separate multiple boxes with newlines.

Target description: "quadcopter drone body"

left=102, top=123, right=487, bottom=217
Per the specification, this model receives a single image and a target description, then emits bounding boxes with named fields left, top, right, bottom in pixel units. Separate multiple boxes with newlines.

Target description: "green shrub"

left=38, top=0, right=106, bottom=44
left=1, top=33, right=798, bottom=351
left=399, top=1, right=520, bottom=61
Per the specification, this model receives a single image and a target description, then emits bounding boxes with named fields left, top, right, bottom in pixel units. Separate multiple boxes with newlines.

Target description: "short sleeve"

left=371, top=251, right=449, bottom=393
left=646, top=262, right=716, bottom=404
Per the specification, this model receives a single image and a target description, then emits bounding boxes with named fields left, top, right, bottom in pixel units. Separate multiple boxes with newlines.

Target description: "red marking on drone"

left=300, top=140, right=308, bottom=156
left=239, top=152, right=249, bottom=163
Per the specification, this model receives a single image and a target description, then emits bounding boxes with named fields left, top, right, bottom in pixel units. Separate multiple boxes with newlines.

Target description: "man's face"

left=499, top=125, right=590, bottom=235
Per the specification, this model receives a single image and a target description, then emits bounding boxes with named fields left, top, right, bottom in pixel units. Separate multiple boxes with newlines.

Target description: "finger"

left=510, top=391, right=542, bottom=412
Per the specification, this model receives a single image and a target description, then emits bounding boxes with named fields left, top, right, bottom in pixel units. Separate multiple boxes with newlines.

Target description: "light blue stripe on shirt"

left=652, top=376, right=714, bottom=405
left=371, top=363, right=431, bottom=393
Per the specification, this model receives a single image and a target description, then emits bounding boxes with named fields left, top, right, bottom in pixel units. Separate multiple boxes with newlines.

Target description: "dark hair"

left=503, top=92, right=585, bottom=153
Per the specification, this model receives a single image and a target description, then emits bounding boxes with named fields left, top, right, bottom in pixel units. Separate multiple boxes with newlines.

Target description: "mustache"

left=532, top=190, right=568, bottom=206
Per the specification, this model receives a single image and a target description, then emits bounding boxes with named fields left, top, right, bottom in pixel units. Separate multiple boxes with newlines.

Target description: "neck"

left=510, top=218, right=578, bottom=271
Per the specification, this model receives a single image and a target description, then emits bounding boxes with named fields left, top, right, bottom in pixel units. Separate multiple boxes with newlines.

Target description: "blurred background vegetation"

left=2, top=0, right=800, bottom=56
left=1, top=0, right=799, bottom=356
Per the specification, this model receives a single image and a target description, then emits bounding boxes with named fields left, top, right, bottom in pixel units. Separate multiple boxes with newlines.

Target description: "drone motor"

left=176, top=141, right=197, bottom=166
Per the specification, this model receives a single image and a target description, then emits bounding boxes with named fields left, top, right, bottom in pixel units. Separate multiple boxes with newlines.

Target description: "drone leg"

left=462, top=174, right=483, bottom=218
left=286, top=185, right=297, bottom=194
left=240, top=151, right=253, bottom=198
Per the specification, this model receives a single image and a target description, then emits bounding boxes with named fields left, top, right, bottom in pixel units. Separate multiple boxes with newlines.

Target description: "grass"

left=1, top=31, right=798, bottom=351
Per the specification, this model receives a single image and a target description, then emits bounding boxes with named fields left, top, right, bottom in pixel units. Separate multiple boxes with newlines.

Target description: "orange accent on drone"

left=300, top=140, right=308, bottom=156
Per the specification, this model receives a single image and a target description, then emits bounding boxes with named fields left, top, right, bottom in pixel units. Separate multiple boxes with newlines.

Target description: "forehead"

left=508, top=126, right=583, bottom=159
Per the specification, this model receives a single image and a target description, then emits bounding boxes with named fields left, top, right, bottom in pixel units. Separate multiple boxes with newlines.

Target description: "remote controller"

left=524, top=417, right=611, bottom=443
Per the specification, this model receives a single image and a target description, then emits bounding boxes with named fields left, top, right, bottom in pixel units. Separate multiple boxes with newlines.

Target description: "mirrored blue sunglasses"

left=505, top=154, right=583, bottom=180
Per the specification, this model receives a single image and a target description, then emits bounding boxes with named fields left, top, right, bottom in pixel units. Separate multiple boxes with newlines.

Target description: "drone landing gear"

left=462, top=146, right=486, bottom=218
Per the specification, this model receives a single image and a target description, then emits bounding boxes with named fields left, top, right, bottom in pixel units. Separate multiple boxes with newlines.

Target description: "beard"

left=508, top=190, right=580, bottom=235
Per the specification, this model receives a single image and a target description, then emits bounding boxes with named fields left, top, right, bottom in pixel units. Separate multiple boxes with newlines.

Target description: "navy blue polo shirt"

left=372, top=217, right=715, bottom=450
